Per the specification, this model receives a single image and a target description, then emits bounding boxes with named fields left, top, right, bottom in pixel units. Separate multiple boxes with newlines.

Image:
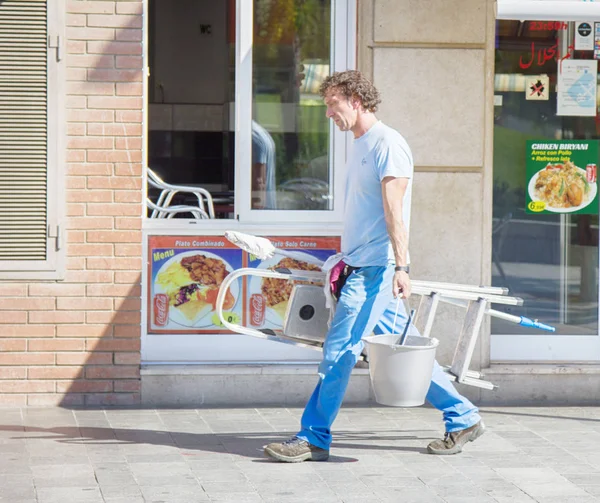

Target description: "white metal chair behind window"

left=147, top=166, right=215, bottom=219
left=146, top=198, right=209, bottom=219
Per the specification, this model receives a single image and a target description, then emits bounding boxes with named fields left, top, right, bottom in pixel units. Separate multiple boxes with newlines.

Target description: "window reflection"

left=252, top=0, right=332, bottom=210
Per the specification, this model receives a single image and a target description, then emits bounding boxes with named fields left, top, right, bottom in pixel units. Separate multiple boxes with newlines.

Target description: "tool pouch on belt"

left=332, top=263, right=360, bottom=301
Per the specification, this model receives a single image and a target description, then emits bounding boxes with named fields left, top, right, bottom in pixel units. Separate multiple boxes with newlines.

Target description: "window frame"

left=0, top=0, right=66, bottom=280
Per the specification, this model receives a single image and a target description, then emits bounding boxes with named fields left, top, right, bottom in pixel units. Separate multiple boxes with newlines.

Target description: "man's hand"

left=393, top=271, right=411, bottom=298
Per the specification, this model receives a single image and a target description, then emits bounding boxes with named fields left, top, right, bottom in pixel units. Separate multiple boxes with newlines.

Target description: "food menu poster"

left=148, top=235, right=340, bottom=334
left=526, top=140, right=598, bottom=215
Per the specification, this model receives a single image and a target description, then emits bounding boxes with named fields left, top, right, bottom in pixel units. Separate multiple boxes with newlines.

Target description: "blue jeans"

left=296, top=264, right=481, bottom=450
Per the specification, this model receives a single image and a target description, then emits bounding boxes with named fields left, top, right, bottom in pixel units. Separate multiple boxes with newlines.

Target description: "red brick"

left=86, top=366, right=139, bottom=379
left=116, top=29, right=142, bottom=42
left=67, top=68, right=87, bottom=81
left=87, top=123, right=141, bottom=136
left=67, top=216, right=114, bottom=230
left=67, top=163, right=113, bottom=176
left=68, top=81, right=115, bottom=96
left=87, top=203, right=140, bottom=216
left=66, top=95, right=87, bottom=109
left=67, top=203, right=85, bottom=217
left=57, top=352, right=112, bottom=365
left=114, top=191, right=142, bottom=203
left=116, top=56, right=142, bottom=70
left=67, top=12, right=86, bottom=27
left=67, top=257, right=86, bottom=270
left=66, top=177, right=86, bottom=190
left=0, top=353, right=54, bottom=365
left=87, top=230, right=141, bottom=243
left=0, top=380, right=55, bottom=393
left=86, top=150, right=142, bottom=163
left=116, top=82, right=143, bottom=96
left=30, top=284, right=85, bottom=297
left=116, top=3, right=142, bottom=15
left=0, top=312, right=27, bottom=324
left=67, top=123, right=86, bottom=136
left=86, top=311, right=140, bottom=324
left=115, top=137, right=142, bottom=150
left=0, top=367, right=27, bottom=379
left=115, top=110, right=142, bottom=123
left=88, top=339, right=140, bottom=352
left=69, top=54, right=115, bottom=68
left=114, top=271, right=142, bottom=284
left=88, top=69, right=142, bottom=82
left=67, top=40, right=86, bottom=54
left=29, top=367, right=84, bottom=380
left=0, top=394, right=27, bottom=406
left=69, top=244, right=114, bottom=257
left=86, top=257, right=141, bottom=271
left=29, top=311, right=86, bottom=324
left=67, top=1, right=114, bottom=14
left=87, top=176, right=142, bottom=190
left=114, top=163, right=142, bottom=176
left=2, top=325, right=55, bottom=337
left=87, top=15, right=142, bottom=29
left=113, top=379, right=140, bottom=392
left=114, top=298, right=140, bottom=311
left=87, top=284, right=141, bottom=297
left=114, top=325, right=140, bottom=338
left=29, top=394, right=85, bottom=406
left=115, top=217, right=141, bottom=230
left=57, top=325, right=112, bottom=338
left=68, top=136, right=114, bottom=150
left=29, top=339, right=85, bottom=352
left=57, top=380, right=113, bottom=393
left=67, top=150, right=85, bottom=162
left=67, top=230, right=85, bottom=243
left=57, top=297, right=113, bottom=310
left=115, top=244, right=142, bottom=256
left=0, top=298, right=55, bottom=310
left=62, top=271, right=113, bottom=284
left=67, top=27, right=115, bottom=41
left=68, top=109, right=114, bottom=122
left=88, top=96, right=142, bottom=109
left=0, top=284, right=26, bottom=296
left=67, top=189, right=113, bottom=203
left=0, top=339, right=27, bottom=351
left=114, top=353, right=140, bottom=365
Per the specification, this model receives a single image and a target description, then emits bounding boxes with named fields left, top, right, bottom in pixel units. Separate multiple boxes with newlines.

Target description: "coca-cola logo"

left=154, top=293, right=169, bottom=327
left=250, top=294, right=265, bottom=327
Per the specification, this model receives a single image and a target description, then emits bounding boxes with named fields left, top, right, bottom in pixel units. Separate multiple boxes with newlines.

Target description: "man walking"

left=264, top=70, right=484, bottom=462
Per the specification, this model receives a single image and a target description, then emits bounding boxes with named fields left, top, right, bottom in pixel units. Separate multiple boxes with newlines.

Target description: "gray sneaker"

left=264, top=437, right=329, bottom=462
left=427, top=420, right=486, bottom=455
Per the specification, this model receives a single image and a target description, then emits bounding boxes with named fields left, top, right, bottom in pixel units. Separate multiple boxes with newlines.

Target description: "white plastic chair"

left=147, top=166, right=215, bottom=219
left=146, top=198, right=209, bottom=219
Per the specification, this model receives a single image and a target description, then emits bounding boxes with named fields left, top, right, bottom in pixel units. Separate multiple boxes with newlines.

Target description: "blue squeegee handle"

left=519, top=316, right=555, bottom=332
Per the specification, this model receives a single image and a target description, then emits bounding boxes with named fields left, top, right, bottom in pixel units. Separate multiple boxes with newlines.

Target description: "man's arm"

left=382, top=176, right=411, bottom=298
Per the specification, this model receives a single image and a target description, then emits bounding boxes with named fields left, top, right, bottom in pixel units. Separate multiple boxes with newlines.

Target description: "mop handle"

left=398, top=309, right=416, bottom=346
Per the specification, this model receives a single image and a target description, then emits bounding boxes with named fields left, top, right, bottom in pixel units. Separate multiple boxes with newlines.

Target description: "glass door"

left=491, top=14, right=600, bottom=361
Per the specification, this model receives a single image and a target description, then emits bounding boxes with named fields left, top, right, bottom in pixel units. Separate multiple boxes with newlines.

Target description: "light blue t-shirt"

left=342, top=121, right=414, bottom=267
left=252, top=121, right=277, bottom=209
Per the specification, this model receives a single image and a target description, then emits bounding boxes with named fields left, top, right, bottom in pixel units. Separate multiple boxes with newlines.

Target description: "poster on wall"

left=246, top=237, right=340, bottom=332
left=147, top=235, right=341, bottom=334
left=557, top=59, right=598, bottom=116
left=575, top=22, right=594, bottom=51
left=148, top=236, right=244, bottom=334
left=526, top=140, right=598, bottom=215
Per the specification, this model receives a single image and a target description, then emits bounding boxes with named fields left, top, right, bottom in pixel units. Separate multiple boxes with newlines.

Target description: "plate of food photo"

left=528, top=161, right=597, bottom=213
left=248, top=253, right=323, bottom=326
left=154, top=250, right=239, bottom=328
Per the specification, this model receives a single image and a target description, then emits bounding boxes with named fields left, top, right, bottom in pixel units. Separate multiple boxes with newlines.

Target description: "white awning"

left=497, top=1, right=600, bottom=21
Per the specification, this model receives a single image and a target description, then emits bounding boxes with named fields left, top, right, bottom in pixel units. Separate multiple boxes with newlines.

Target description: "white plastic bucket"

left=363, top=334, right=439, bottom=407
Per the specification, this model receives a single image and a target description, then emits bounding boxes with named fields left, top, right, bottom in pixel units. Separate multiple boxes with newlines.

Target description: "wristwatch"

left=394, top=265, right=410, bottom=274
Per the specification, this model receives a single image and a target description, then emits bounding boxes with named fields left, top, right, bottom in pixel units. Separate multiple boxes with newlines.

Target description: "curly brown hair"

left=319, top=70, right=381, bottom=113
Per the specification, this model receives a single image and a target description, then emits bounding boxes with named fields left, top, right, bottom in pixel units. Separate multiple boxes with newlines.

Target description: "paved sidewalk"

left=0, top=406, right=599, bottom=502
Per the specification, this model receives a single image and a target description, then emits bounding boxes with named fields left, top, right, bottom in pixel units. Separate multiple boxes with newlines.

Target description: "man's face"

left=324, top=90, right=358, bottom=132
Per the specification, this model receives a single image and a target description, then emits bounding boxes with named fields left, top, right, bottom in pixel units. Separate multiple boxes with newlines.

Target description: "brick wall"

left=0, top=0, right=144, bottom=406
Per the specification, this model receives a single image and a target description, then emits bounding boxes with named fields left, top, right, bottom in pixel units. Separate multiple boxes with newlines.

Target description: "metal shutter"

left=0, top=0, right=47, bottom=260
